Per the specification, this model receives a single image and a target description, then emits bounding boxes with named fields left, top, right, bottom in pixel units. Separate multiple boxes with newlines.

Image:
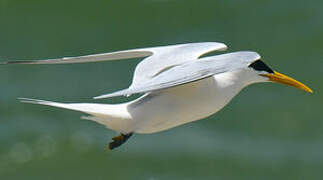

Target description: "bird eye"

left=248, top=60, right=274, bottom=73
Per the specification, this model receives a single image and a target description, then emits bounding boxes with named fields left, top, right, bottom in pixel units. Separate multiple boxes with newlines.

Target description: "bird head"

left=248, top=60, right=313, bottom=93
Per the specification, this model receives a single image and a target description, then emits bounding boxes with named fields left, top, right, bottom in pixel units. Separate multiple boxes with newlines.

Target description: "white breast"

left=126, top=70, right=252, bottom=134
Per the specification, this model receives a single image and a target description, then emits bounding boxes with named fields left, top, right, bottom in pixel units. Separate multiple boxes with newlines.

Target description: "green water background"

left=0, top=0, right=322, bottom=179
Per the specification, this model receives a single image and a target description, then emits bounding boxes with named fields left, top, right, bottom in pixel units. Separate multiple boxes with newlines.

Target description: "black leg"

left=107, top=132, right=133, bottom=150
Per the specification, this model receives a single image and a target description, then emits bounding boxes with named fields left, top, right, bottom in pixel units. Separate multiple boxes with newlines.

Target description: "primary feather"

left=2, top=42, right=227, bottom=88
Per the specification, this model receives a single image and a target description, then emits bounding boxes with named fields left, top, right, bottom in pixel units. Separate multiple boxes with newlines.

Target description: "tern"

left=2, top=42, right=312, bottom=150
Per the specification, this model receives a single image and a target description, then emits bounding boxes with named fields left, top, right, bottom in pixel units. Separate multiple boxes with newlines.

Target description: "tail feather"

left=19, top=98, right=77, bottom=111
left=19, top=97, right=113, bottom=114
left=18, top=98, right=131, bottom=129
left=20, top=98, right=63, bottom=106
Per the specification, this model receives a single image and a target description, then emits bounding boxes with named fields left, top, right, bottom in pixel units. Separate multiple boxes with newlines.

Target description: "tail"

left=19, top=98, right=130, bottom=127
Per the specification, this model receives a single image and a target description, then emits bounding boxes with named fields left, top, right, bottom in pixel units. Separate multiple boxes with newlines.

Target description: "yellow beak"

left=261, top=71, right=313, bottom=93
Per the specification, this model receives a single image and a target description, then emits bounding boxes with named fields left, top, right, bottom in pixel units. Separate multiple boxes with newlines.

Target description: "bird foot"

left=106, top=132, right=133, bottom=151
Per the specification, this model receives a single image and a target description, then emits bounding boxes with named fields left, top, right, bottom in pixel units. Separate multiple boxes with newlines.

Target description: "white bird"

left=3, top=42, right=312, bottom=150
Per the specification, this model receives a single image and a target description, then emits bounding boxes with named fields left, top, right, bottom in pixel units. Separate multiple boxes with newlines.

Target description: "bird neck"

left=216, top=69, right=265, bottom=88
left=213, top=69, right=265, bottom=103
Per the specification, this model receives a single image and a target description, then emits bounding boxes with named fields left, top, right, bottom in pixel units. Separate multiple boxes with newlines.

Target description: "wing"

left=1, top=42, right=227, bottom=85
left=94, top=51, right=261, bottom=99
left=129, top=42, right=227, bottom=87
left=1, top=50, right=152, bottom=64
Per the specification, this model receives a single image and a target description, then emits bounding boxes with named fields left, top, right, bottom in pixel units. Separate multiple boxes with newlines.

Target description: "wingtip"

left=18, top=97, right=36, bottom=103
left=8, top=60, right=35, bottom=64
left=93, top=95, right=108, bottom=99
left=93, top=92, right=126, bottom=99
left=222, top=44, right=228, bottom=51
left=18, top=97, right=31, bottom=102
left=216, top=42, right=228, bottom=51
left=204, top=42, right=228, bottom=51
left=18, top=97, right=48, bottom=104
left=0, top=60, right=40, bottom=65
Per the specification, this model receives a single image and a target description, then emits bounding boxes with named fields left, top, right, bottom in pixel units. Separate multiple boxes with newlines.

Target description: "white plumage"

left=4, top=42, right=312, bottom=149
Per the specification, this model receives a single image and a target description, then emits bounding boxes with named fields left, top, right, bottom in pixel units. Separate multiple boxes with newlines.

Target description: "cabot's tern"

left=2, top=42, right=312, bottom=150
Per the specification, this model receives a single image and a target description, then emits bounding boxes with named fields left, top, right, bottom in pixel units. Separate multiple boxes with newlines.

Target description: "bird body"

left=19, top=68, right=266, bottom=134
left=5, top=42, right=312, bottom=150
left=128, top=68, right=264, bottom=134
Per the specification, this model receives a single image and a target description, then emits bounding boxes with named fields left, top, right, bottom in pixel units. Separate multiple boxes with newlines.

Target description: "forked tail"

left=20, top=98, right=135, bottom=150
left=19, top=98, right=131, bottom=129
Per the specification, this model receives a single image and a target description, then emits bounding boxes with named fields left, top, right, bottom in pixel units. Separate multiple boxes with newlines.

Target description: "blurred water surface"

left=0, top=0, right=322, bottom=179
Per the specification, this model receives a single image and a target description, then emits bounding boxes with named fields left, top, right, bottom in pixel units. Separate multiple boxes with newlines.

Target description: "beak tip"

left=303, top=86, right=313, bottom=94
left=265, top=71, right=313, bottom=94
